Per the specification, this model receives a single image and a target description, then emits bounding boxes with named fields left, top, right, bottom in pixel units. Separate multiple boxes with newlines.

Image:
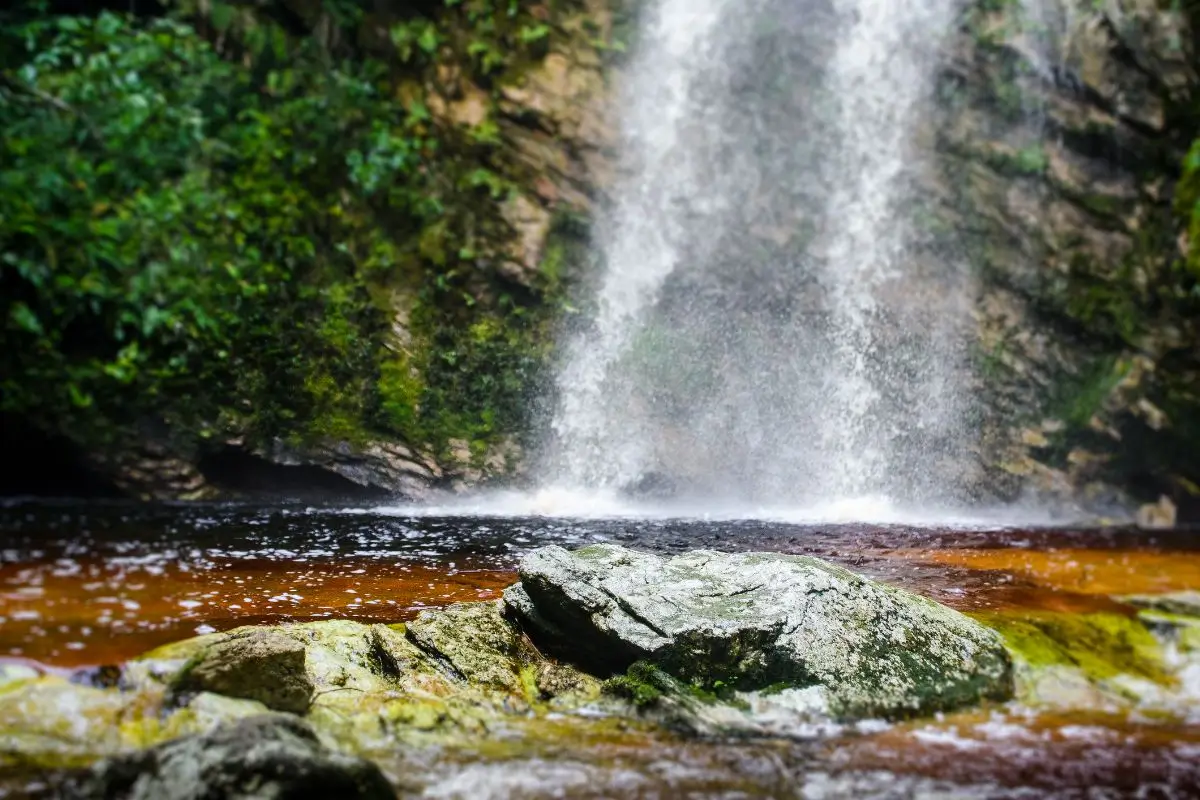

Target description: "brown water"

left=1, top=501, right=1198, bottom=797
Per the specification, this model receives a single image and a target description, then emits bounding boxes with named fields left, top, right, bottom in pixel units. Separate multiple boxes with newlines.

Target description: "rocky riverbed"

left=2, top=542, right=1198, bottom=798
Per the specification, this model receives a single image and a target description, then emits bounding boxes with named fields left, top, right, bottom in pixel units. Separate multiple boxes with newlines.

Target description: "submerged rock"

left=64, top=715, right=393, bottom=800
left=506, top=544, right=1013, bottom=719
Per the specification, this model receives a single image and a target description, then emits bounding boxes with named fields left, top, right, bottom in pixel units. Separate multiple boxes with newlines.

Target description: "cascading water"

left=547, top=0, right=731, bottom=492
left=543, top=0, right=974, bottom=510
left=808, top=0, right=965, bottom=500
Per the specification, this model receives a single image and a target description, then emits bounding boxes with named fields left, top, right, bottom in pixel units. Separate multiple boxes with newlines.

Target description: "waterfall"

left=547, top=0, right=731, bottom=490
left=543, top=0, right=970, bottom=508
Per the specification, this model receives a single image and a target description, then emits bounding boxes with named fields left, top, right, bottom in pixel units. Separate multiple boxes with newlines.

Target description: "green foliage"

left=389, top=0, right=562, bottom=79
left=1174, top=138, right=1200, bottom=287
left=0, top=0, right=575, bottom=460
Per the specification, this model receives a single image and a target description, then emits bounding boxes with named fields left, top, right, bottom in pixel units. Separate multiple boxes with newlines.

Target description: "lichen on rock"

left=0, top=677, right=133, bottom=770
left=505, top=544, right=1014, bottom=720
left=405, top=601, right=541, bottom=697
left=171, top=629, right=313, bottom=714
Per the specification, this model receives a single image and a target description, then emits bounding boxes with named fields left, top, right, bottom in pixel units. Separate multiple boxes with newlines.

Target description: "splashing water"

left=542, top=0, right=970, bottom=508
left=548, top=0, right=731, bottom=489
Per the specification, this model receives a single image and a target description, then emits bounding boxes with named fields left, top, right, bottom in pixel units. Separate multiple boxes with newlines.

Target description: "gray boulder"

left=64, top=715, right=394, bottom=800
left=505, top=544, right=1012, bottom=719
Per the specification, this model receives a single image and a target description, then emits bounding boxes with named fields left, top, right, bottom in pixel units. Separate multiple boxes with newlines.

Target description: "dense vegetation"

left=0, top=0, right=577, bottom=472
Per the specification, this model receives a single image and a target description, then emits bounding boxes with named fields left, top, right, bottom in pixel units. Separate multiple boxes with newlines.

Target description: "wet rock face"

left=506, top=544, right=1013, bottom=719
left=173, top=630, right=314, bottom=714
left=938, top=0, right=1200, bottom=509
left=64, top=715, right=393, bottom=800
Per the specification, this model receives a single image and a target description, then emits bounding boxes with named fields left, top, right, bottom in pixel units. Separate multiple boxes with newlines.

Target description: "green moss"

left=1075, top=191, right=1126, bottom=219
left=1132, top=609, right=1200, bottom=654
left=601, top=661, right=750, bottom=711
left=981, top=144, right=1048, bottom=177
left=974, top=611, right=1173, bottom=686
left=518, top=663, right=542, bottom=704
left=375, top=355, right=425, bottom=435
left=602, top=661, right=668, bottom=708
left=972, top=339, right=1013, bottom=381
left=1052, top=355, right=1128, bottom=429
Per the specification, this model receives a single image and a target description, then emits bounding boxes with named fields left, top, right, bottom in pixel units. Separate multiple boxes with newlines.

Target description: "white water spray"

left=809, top=0, right=964, bottom=497
left=548, top=0, right=731, bottom=488
left=544, top=0, right=971, bottom=509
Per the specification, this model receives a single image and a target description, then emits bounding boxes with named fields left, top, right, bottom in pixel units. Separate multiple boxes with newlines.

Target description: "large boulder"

left=64, top=715, right=393, bottom=800
left=505, top=545, right=1013, bottom=719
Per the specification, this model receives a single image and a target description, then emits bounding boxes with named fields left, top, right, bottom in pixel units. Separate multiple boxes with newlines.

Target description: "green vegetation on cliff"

left=0, top=0, right=585, bottom=474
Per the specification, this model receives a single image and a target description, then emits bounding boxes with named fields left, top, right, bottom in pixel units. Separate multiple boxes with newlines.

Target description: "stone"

left=405, top=601, right=537, bottom=696
left=174, top=629, right=313, bottom=714
left=0, top=677, right=132, bottom=768
left=1136, top=496, right=1177, bottom=529
left=0, top=662, right=40, bottom=689
left=1120, top=591, right=1200, bottom=618
left=976, top=610, right=1178, bottom=708
left=64, top=715, right=394, bottom=800
left=1119, top=592, right=1200, bottom=654
left=505, top=545, right=1013, bottom=719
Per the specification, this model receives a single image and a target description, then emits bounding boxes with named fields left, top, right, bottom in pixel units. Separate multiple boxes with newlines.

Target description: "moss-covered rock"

left=63, top=715, right=394, bottom=800
left=172, top=629, right=313, bottom=714
left=406, top=601, right=539, bottom=697
left=0, top=677, right=137, bottom=769
left=972, top=610, right=1192, bottom=710
left=0, top=664, right=39, bottom=690
left=1120, top=591, right=1200, bottom=618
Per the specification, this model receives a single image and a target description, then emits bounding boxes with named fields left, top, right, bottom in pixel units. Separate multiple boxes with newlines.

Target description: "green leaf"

left=9, top=302, right=44, bottom=336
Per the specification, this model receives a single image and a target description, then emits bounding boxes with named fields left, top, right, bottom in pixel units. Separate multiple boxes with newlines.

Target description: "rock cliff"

left=938, top=0, right=1200, bottom=518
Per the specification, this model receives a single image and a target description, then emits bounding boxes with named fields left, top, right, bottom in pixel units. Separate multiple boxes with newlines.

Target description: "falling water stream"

left=544, top=0, right=972, bottom=510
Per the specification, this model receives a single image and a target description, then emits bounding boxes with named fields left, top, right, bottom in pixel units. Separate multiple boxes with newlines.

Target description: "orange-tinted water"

left=1, top=505, right=1197, bottom=668
left=0, top=557, right=514, bottom=666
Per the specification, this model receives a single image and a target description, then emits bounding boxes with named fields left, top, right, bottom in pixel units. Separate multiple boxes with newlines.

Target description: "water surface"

left=1, top=500, right=1198, bottom=797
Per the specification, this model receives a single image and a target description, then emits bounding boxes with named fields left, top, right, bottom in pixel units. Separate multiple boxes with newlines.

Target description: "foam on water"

left=355, top=488, right=1063, bottom=528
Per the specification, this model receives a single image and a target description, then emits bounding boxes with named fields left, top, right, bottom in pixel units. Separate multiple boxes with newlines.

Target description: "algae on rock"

left=172, top=629, right=313, bottom=714
left=973, top=608, right=1200, bottom=711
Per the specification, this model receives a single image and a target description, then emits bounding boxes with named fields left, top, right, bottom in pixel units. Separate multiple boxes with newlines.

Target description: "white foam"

left=345, top=487, right=1059, bottom=528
